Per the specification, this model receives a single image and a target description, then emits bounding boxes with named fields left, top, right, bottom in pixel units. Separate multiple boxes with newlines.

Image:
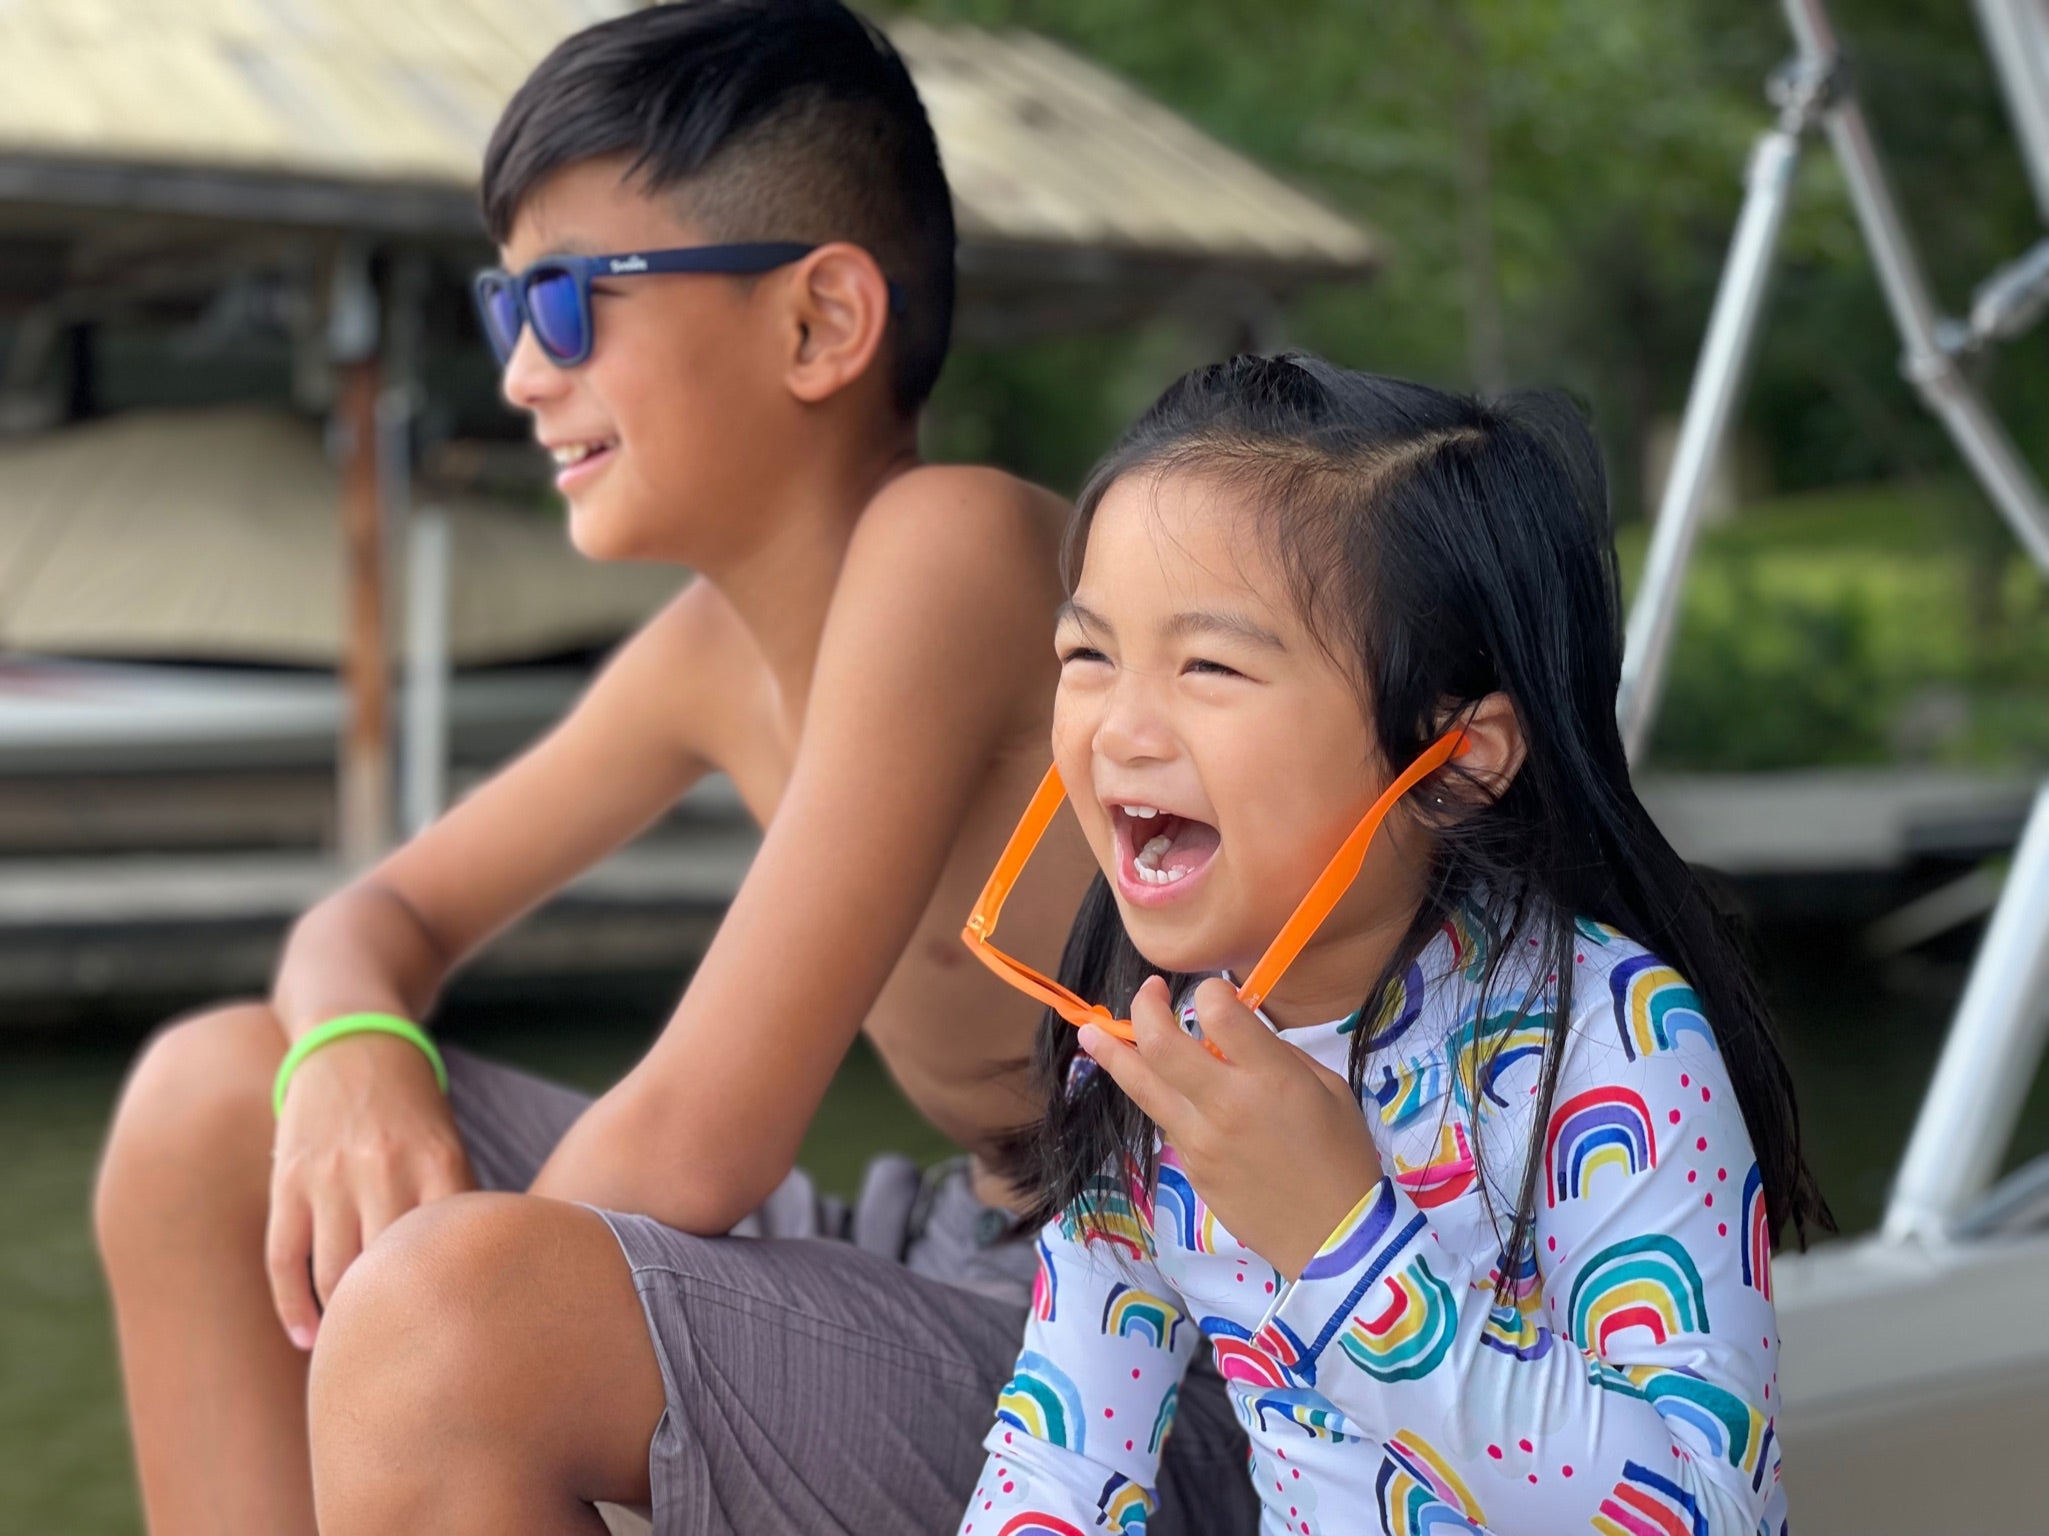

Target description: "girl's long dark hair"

left=996, top=353, right=1829, bottom=1268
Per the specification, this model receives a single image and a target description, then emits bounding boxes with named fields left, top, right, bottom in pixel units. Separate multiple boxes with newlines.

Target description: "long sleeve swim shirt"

left=960, top=903, right=1787, bottom=1536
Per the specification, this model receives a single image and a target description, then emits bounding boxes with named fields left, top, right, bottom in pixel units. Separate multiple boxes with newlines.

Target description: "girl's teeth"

left=1122, top=805, right=1160, bottom=820
left=1139, top=834, right=1172, bottom=863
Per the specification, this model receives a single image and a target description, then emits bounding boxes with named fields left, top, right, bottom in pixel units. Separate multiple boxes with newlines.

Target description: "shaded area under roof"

left=0, top=3, right=1378, bottom=296
left=0, top=407, right=680, bottom=665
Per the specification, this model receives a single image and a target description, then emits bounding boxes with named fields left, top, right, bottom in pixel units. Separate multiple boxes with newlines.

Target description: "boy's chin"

left=566, top=497, right=655, bottom=563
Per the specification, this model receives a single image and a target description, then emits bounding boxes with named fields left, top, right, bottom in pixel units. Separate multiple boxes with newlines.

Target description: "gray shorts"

left=443, top=1047, right=1257, bottom=1536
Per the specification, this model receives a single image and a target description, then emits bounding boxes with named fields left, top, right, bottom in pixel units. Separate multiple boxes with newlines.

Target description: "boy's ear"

left=780, top=242, right=892, bottom=406
left=1442, top=692, right=1526, bottom=806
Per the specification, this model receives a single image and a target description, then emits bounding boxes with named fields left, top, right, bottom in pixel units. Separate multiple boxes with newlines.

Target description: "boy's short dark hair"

left=483, top=0, right=956, bottom=414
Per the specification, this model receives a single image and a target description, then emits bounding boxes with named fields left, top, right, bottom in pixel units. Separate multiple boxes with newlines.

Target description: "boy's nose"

left=499, top=327, right=568, bottom=412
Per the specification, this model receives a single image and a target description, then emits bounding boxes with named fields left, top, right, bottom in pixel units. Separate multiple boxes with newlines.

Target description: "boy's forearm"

left=528, top=1075, right=773, bottom=1233
left=270, top=882, right=453, bottom=1042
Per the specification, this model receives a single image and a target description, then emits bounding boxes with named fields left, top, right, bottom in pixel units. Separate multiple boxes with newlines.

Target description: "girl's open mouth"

left=1112, top=803, right=1221, bottom=905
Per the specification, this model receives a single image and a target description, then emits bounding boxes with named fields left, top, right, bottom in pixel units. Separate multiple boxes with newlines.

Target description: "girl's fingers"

left=1129, top=977, right=1231, bottom=1099
left=1187, top=977, right=1279, bottom=1060
left=1077, top=1023, right=1192, bottom=1136
left=264, top=1184, right=320, bottom=1351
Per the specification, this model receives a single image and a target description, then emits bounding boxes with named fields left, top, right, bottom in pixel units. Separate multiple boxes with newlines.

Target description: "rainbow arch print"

left=1201, top=1316, right=1290, bottom=1389
left=1741, top=1164, right=1772, bottom=1299
left=1443, top=1006, right=1551, bottom=1119
left=1374, top=1432, right=1488, bottom=1536
left=1247, top=1385, right=1356, bottom=1443
left=1030, top=1237, right=1057, bottom=1323
left=1153, top=1147, right=1218, bottom=1255
left=1101, top=1284, right=1187, bottom=1353
left=1251, top=1314, right=1314, bottom=1385
left=1370, top=1053, right=1448, bottom=1129
left=1613, top=1365, right=1773, bottom=1480
left=1057, top=1175, right=1150, bottom=1262
left=1610, top=954, right=1716, bottom=1062
left=996, top=1351, right=1087, bottom=1454
left=996, top=1517, right=1087, bottom=1536
left=1575, top=915, right=1623, bottom=947
left=1095, top=1472, right=1154, bottom=1535
left=1591, top=1459, right=1707, bottom=1536
left=1148, top=1382, right=1179, bottom=1454
left=1568, top=1235, right=1709, bottom=1353
left=1394, top=1121, right=1478, bottom=1210
left=1346, top=959, right=1427, bottom=1050
left=1478, top=1246, right=1553, bottom=1361
left=1544, top=1085, right=1658, bottom=1207
left=1443, top=896, right=1494, bottom=981
left=1338, top=1253, right=1459, bottom=1383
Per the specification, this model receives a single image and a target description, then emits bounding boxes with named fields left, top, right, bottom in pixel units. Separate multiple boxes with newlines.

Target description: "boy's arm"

left=263, top=581, right=717, bottom=1342
left=271, top=583, right=717, bottom=1039
left=530, top=468, right=1058, bottom=1230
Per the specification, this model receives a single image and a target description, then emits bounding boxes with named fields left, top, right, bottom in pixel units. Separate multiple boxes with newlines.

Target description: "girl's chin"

left=1117, top=910, right=1252, bottom=982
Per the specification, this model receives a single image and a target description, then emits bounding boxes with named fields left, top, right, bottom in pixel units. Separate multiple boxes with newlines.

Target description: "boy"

left=93, top=4, right=1256, bottom=1534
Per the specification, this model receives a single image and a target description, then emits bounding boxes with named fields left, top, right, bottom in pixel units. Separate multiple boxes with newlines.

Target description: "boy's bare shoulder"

left=594, top=575, right=753, bottom=746
left=840, top=463, right=1068, bottom=629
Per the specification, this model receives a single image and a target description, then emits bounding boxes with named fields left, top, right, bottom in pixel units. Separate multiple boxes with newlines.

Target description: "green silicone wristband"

left=272, top=1012, right=448, bottom=1118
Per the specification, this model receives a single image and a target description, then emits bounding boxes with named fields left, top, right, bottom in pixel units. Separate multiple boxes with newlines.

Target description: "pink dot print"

left=1669, top=1110, right=1682, bottom=1124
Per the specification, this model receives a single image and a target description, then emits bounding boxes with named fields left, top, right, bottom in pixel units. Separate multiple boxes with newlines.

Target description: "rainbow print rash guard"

left=958, top=904, right=1786, bottom=1536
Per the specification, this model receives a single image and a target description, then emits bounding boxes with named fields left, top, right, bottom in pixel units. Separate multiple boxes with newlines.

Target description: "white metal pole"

left=1883, top=782, right=2049, bottom=1242
left=402, top=506, right=452, bottom=836
left=1617, top=124, right=1808, bottom=761
left=1787, top=0, right=2049, bottom=575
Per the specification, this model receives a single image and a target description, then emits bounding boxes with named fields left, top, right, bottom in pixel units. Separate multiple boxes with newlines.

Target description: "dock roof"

left=0, top=2, right=1377, bottom=293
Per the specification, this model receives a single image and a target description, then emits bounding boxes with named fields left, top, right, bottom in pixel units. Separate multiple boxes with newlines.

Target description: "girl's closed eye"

left=1183, top=657, right=1245, bottom=679
left=1058, top=644, right=1108, bottom=666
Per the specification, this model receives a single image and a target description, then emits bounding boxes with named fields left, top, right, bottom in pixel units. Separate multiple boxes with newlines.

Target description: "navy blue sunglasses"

left=473, top=242, right=818, bottom=367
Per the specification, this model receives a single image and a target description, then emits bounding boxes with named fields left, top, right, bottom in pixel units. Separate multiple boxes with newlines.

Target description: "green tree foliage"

left=904, top=0, right=2049, bottom=522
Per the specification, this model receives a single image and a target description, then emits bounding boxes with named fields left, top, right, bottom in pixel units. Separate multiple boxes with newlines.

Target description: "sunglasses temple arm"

left=1237, top=730, right=1469, bottom=1014
left=963, top=764, right=1069, bottom=946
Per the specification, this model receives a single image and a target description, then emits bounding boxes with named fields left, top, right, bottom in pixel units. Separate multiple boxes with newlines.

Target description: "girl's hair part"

left=993, top=353, right=1830, bottom=1277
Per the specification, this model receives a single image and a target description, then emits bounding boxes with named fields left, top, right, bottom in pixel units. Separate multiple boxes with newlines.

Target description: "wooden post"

left=330, top=248, right=391, bottom=866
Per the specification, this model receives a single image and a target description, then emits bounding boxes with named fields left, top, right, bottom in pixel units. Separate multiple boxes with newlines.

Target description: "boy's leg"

left=309, top=1190, right=1258, bottom=1536
left=92, top=1009, right=598, bottom=1536
left=94, top=1003, right=319, bottom=1535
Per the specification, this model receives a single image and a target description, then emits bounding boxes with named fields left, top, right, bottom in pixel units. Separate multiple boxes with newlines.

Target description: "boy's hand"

left=1077, top=975, right=1383, bottom=1280
left=266, top=1034, right=474, bottom=1349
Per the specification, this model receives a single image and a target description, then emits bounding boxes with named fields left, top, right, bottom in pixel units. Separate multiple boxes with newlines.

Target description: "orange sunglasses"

left=961, top=727, right=1471, bottom=1046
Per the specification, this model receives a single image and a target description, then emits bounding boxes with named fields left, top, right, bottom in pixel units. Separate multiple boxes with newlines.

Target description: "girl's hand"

left=1078, top=975, right=1384, bottom=1281
left=267, top=1033, right=475, bottom=1349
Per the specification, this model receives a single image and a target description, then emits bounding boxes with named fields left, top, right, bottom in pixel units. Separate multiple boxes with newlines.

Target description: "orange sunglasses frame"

left=961, top=727, right=1471, bottom=1045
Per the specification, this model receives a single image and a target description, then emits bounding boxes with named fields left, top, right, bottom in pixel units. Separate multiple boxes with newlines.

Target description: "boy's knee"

left=94, top=1002, right=280, bottom=1257
left=310, top=1193, right=535, bottom=1442
left=310, top=1193, right=656, bottom=1514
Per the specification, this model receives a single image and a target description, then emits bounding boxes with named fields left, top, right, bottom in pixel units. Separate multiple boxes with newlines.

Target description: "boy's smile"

left=495, top=155, right=791, bottom=567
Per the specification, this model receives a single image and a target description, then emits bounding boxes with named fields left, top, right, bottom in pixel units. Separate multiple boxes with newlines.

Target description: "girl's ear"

left=1444, top=692, right=1526, bottom=805
left=780, top=242, right=892, bottom=406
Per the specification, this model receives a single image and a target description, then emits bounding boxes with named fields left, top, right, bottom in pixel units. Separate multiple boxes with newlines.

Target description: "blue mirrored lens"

left=526, top=268, right=587, bottom=362
left=480, top=281, right=521, bottom=362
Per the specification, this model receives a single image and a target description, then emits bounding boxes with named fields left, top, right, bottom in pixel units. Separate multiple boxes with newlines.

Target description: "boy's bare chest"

left=708, top=667, right=1091, bottom=1153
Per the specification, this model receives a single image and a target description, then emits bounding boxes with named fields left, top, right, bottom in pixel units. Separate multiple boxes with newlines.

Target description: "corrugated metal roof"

left=0, top=2, right=1375, bottom=275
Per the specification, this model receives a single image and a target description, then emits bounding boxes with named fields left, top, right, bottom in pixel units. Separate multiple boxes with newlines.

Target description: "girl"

left=957, top=355, right=1826, bottom=1536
